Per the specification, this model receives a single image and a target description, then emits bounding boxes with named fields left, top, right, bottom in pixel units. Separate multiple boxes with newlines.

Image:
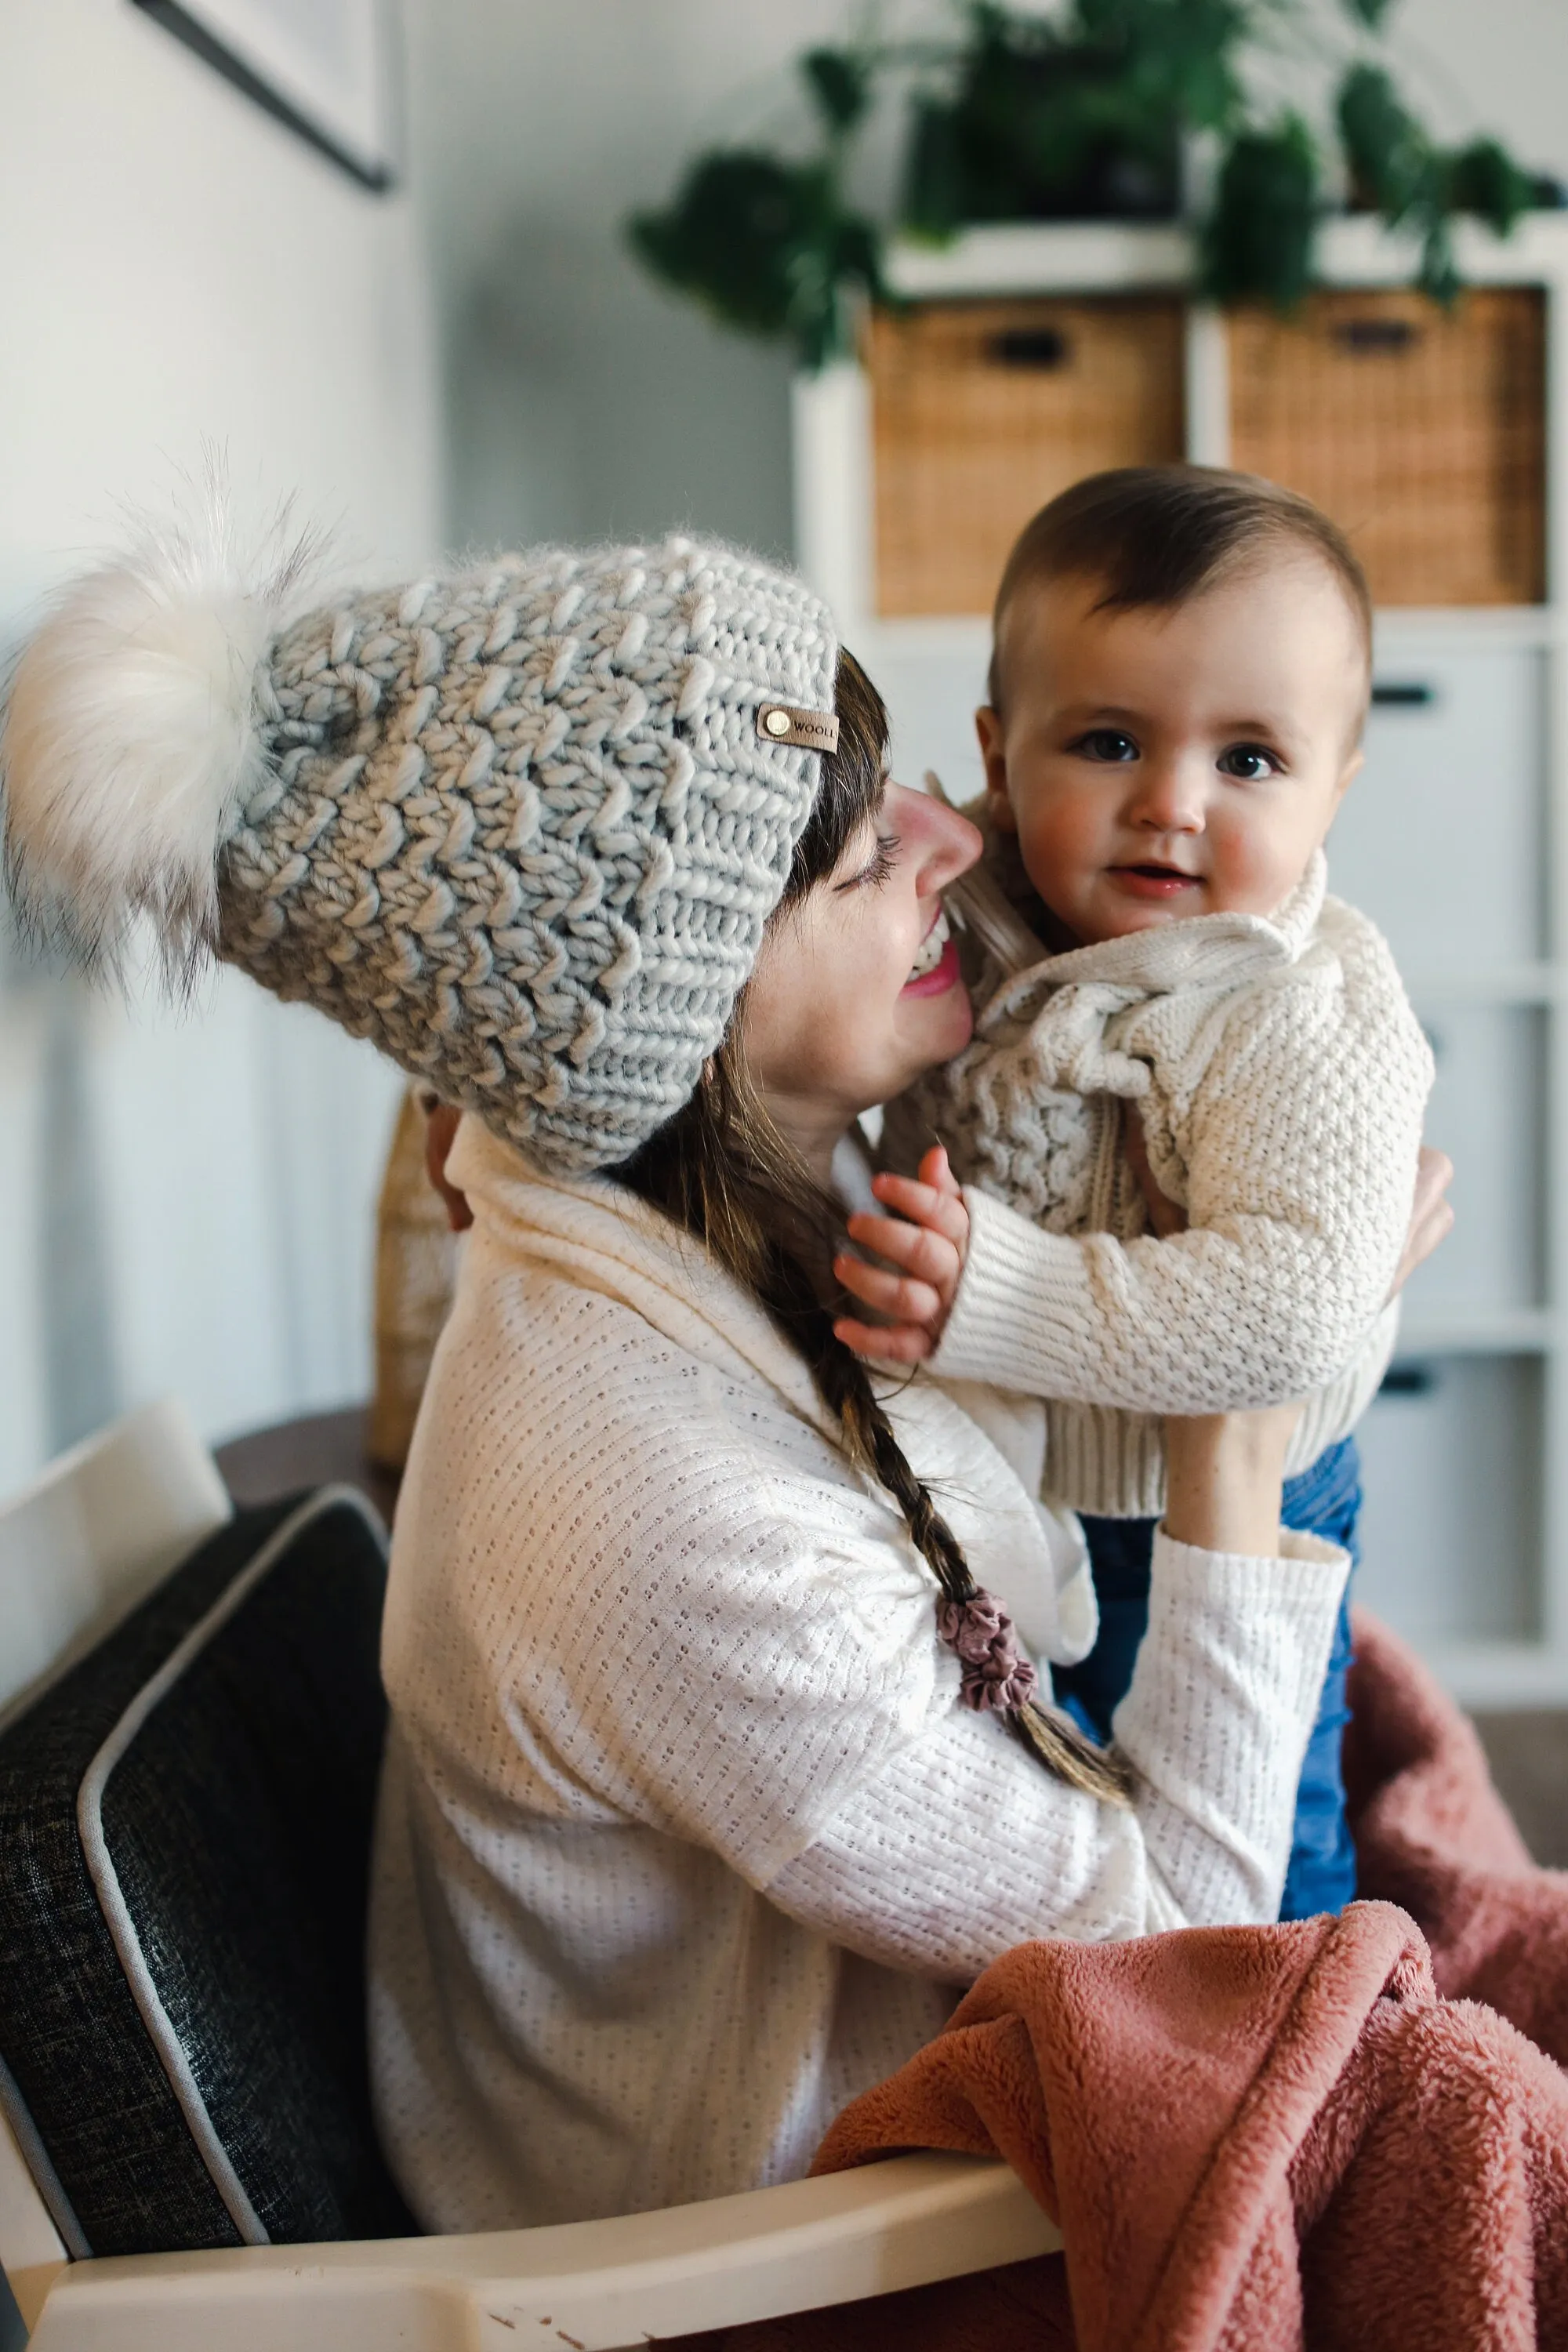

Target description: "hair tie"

left=935, top=1591, right=1039, bottom=1714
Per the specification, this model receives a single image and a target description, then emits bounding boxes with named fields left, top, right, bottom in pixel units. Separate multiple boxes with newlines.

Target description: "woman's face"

left=742, top=779, right=981, bottom=1175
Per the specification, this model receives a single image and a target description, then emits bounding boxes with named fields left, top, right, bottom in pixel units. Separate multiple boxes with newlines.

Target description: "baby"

left=838, top=465, right=1435, bottom=1921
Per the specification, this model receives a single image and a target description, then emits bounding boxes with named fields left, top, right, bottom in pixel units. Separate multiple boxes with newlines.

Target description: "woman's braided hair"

left=620, top=652, right=1130, bottom=1806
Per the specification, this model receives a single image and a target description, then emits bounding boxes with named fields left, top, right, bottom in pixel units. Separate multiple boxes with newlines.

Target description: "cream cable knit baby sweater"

left=889, top=851, right=1434, bottom=1516
left=368, top=1119, right=1348, bottom=2233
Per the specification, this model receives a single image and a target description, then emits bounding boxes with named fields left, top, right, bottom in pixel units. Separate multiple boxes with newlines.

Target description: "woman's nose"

left=1126, top=759, right=1204, bottom=834
left=888, top=782, right=982, bottom=891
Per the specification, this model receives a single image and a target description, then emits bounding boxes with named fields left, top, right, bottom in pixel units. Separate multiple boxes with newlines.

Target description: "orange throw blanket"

left=693, top=1613, right=1568, bottom=2351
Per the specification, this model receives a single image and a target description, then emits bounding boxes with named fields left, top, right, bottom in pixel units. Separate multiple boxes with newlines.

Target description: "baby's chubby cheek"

left=1211, top=806, right=1334, bottom=916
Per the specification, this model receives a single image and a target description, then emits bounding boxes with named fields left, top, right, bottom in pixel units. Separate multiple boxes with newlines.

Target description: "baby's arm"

left=835, top=1111, right=1183, bottom=1362
left=923, top=969, right=1432, bottom=1414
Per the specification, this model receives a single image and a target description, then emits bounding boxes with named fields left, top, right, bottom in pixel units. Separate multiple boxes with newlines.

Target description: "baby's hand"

left=833, top=1146, right=969, bottom=1365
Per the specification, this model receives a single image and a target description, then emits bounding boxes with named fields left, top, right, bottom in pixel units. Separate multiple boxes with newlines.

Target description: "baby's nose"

left=1128, top=762, right=1204, bottom=832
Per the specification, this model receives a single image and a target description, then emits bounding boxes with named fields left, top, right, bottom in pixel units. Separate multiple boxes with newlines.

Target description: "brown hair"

left=987, top=465, right=1373, bottom=710
left=620, top=649, right=1129, bottom=1806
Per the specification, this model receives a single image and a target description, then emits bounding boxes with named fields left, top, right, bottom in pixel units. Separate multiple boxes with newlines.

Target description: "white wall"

left=0, top=1, right=442, bottom=1486
left=1373, top=0, right=1568, bottom=174
left=407, top=0, right=880, bottom=558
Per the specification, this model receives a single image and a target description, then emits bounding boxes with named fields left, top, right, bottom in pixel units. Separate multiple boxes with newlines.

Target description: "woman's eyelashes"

left=836, top=833, right=901, bottom=892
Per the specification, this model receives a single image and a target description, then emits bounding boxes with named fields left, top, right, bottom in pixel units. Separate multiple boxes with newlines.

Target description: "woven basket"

left=869, top=295, right=1185, bottom=616
left=1228, top=286, right=1545, bottom=608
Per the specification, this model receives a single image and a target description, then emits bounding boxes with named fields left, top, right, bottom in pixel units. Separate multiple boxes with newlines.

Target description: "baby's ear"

left=974, top=705, right=1018, bottom=833
left=1325, top=743, right=1364, bottom=836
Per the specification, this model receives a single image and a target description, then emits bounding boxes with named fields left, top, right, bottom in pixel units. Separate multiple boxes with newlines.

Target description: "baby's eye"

left=1217, top=744, right=1280, bottom=782
left=1072, top=729, right=1139, bottom=764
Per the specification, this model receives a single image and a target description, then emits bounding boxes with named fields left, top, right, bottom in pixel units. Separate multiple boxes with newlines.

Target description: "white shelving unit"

left=793, top=214, right=1568, bottom=1706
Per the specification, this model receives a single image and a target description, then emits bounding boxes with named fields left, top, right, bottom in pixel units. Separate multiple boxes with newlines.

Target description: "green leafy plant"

left=1336, top=64, right=1535, bottom=300
left=630, top=0, right=1550, bottom=368
left=628, top=47, right=883, bottom=370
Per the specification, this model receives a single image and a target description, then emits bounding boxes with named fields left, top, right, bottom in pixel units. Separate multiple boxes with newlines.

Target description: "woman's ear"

left=975, top=705, right=1018, bottom=835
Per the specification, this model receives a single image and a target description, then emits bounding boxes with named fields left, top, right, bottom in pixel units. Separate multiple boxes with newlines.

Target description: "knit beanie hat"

left=2, top=517, right=840, bottom=1174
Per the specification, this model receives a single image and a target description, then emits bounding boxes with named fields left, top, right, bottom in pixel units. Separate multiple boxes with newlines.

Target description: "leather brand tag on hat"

left=757, top=702, right=840, bottom=755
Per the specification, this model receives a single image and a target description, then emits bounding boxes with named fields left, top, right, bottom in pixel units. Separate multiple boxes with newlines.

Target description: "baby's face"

left=978, top=554, right=1368, bottom=947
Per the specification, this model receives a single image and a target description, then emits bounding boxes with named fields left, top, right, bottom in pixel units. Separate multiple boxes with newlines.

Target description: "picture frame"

left=132, top=0, right=398, bottom=191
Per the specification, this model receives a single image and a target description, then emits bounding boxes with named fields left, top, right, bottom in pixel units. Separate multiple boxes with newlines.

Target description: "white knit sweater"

left=367, top=1119, right=1348, bottom=2232
left=889, top=851, right=1434, bottom=1515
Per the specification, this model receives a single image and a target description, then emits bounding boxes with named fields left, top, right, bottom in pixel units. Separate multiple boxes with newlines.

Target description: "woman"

left=0, top=524, right=1446, bottom=2240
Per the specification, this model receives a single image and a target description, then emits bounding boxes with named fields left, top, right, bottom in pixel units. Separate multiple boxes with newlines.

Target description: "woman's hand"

left=833, top=1146, right=969, bottom=1363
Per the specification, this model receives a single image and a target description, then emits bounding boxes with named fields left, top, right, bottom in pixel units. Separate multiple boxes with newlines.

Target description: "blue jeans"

left=1054, top=1436, right=1361, bottom=1921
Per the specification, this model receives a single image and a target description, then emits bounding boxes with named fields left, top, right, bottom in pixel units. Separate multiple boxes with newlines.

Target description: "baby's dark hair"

left=987, top=464, right=1373, bottom=710
left=620, top=648, right=1129, bottom=1806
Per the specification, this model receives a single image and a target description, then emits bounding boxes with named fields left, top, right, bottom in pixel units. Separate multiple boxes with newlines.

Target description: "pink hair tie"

left=936, top=1590, right=1039, bottom=1714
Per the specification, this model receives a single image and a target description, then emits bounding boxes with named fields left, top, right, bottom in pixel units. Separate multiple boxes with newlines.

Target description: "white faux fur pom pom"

left=2, top=495, right=317, bottom=971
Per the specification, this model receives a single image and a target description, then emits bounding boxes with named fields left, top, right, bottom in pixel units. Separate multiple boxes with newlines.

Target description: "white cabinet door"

left=1356, top=1354, right=1541, bottom=1644
left=1327, top=644, right=1547, bottom=978
left=1399, top=1003, right=1545, bottom=1321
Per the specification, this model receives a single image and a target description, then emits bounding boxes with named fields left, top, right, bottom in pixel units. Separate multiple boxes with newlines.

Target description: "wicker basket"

left=869, top=295, right=1186, bottom=616
left=1228, top=287, right=1545, bottom=608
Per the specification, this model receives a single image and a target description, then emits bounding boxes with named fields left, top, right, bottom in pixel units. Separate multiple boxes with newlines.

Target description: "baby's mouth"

left=906, top=906, right=951, bottom=982
left=1109, top=862, right=1202, bottom=896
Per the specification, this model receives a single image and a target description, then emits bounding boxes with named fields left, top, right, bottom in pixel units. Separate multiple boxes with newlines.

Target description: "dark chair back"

left=0, top=1490, right=416, bottom=2256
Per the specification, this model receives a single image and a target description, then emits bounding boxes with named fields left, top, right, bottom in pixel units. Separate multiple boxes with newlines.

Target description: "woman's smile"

left=902, top=905, right=959, bottom=994
left=740, top=782, right=978, bottom=1185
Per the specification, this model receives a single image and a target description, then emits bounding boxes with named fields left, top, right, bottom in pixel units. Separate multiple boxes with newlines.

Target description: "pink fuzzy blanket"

left=688, top=1613, right=1568, bottom=2350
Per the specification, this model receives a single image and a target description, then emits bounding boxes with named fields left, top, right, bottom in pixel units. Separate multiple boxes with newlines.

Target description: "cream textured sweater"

left=368, top=1119, right=1348, bottom=2232
left=889, top=851, right=1434, bottom=1515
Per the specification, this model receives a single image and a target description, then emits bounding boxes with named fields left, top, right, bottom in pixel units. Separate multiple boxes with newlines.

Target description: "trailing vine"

left=630, top=0, right=1552, bottom=368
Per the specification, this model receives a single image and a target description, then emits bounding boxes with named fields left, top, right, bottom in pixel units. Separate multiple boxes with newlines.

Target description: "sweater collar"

left=447, top=1116, right=839, bottom=1438
left=987, top=850, right=1328, bottom=1006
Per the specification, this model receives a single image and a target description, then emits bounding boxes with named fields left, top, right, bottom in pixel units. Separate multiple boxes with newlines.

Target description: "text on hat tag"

left=756, top=702, right=840, bottom=755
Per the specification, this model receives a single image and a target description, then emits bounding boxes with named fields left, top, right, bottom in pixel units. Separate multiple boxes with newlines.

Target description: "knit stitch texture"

left=887, top=845, right=1434, bottom=1515
left=230, top=539, right=837, bottom=1171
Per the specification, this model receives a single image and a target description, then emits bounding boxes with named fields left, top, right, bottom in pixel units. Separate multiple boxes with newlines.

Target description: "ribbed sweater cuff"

left=1153, top=1526, right=1348, bottom=1629
left=933, top=1185, right=1101, bottom=1391
left=1121, top=1526, right=1350, bottom=1753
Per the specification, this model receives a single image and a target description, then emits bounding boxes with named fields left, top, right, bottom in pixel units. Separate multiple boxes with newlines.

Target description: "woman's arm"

left=1163, top=1405, right=1298, bottom=1558
left=418, top=1201, right=1344, bottom=1978
left=769, top=1391, right=1338, bottom=1972
left=769, top=1508, right=1346, bottom=1972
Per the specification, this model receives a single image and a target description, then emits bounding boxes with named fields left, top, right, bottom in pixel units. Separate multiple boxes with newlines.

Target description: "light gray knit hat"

left=2, top=518, right=839, bottom=1173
